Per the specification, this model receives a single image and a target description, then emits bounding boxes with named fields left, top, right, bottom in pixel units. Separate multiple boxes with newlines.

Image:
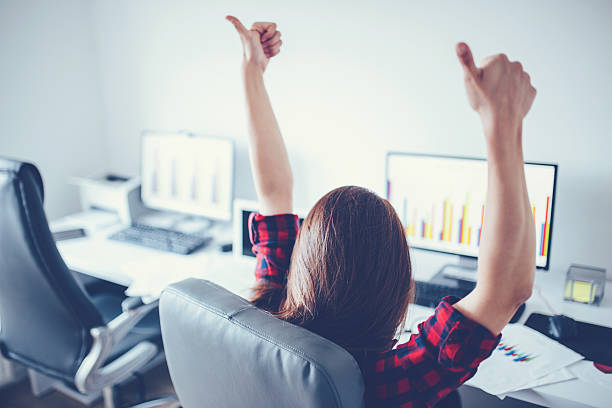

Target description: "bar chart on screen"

left=386, top=154, right=556, bottom=267
left=141, top=133, right=233, bottom=220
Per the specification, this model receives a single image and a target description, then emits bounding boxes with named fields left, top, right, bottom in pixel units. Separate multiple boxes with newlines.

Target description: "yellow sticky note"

left=565, top=280, right=596, bottom=303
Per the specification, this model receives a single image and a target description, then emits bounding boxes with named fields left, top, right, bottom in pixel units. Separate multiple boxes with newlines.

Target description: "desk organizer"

left=564, top=264, right=606, bottom=305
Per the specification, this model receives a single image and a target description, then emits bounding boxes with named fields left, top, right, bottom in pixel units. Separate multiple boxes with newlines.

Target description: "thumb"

left=226, top=15, right=249, bottom=38
left=456, top=42, right=481, bottom=80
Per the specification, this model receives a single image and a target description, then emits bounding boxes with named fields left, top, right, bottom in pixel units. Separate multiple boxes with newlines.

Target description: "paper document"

left=496, top=368, right=575, bottom=399
left=123, top=254, right=256, bottom=301
left=123, top=255, right=210, bottom=300
left=466, top=324, right=583, bottom=396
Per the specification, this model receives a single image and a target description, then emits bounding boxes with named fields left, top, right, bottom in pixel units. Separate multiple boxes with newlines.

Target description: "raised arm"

left=453, top=43, right=537, bottom=335
left=227, top=16, right=293, bottom=215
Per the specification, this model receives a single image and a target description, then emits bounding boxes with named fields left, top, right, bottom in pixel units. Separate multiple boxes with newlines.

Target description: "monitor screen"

left=386, top=153, right=557, bottom=269
left=141, top=132, right=234, bottom=220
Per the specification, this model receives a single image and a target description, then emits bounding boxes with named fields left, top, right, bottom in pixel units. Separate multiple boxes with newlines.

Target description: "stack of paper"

left=122, top=255, right=211, bottom=302
left=466, top=324, right=583, bottom=397
left=122, top=254, right=256, bottom=301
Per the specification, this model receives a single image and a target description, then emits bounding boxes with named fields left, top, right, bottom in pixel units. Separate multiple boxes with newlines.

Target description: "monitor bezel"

left=385, top=151, right=558, bottom=270
left=140, top=130, right=235, bottom=221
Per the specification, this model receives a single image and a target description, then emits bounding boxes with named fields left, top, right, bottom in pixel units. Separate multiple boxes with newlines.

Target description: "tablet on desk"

left=232, top=199, right=306, bottom=260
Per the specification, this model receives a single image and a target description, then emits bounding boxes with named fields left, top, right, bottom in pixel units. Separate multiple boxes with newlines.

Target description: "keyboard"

left=109, top=224, right=211, bottom=255
left=414, top=280, right=475, bottom=308
left=414, top=280, right=525, bottom=323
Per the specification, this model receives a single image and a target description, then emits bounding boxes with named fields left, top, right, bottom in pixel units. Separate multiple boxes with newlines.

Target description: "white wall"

left=0, top=0, right=107, bottom=219
left=61, top=1, right=612, bottom=276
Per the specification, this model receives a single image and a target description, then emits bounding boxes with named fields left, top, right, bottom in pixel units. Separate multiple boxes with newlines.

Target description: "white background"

left=1, top=0, right=611, bottom=279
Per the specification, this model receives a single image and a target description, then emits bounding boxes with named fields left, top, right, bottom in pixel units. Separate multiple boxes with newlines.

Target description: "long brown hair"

left=274, top=186, right=413, bottom=354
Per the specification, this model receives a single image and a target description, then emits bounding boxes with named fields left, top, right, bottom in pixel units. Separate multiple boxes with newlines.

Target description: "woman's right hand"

left=456, top=42, right=536, bottom=150
left=226, top=15, right=282, bottom=73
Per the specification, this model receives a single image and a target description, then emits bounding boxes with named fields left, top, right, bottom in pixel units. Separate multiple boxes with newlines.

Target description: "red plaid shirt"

left=249, top=212, right=500, bottom=408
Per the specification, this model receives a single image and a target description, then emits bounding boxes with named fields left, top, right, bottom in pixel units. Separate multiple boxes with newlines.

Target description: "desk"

left=52, top=217, right=256, bottom=298
left=53, top=216, right=612, bottom=408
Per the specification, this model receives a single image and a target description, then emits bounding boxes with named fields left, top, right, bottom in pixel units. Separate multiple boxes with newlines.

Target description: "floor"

left=458, top=387, right=545, bottom=408
left=0, top=362, right=544, bottom=408
left=0, top=363, right=175, bottom=408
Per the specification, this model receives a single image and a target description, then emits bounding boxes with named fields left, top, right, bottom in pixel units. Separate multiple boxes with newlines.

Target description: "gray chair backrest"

left=0, top=158, right=103, bottom=382
left=160, top=278, right=365, bottom=408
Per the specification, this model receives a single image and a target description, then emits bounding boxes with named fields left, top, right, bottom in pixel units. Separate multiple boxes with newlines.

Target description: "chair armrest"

left=122, top=296, right=145, bottom=312
left=75, top=299, right=159, bottom=393
left=109, top=298, right=158, bottom=345
left=76, top=340, right=157, bottom=393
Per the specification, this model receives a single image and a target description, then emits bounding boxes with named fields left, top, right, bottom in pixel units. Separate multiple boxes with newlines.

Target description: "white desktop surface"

left=53, top=215, right=611, bottom=408
left=54, top=221, right=256, bottom=297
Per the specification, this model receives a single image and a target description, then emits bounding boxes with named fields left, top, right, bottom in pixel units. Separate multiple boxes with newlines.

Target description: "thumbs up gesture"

left=227, top=15, right=282, bottom=73
left=456, top=42, right=536, bottom=144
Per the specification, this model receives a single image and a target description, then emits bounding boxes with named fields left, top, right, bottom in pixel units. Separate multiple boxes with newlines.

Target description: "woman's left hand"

left=226, top=15, right=282, bottom=73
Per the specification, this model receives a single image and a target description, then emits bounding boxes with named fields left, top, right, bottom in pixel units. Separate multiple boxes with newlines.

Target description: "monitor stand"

left=430, top=256, right=477, bottom=290
left=429, top=255, right=527, bottom=323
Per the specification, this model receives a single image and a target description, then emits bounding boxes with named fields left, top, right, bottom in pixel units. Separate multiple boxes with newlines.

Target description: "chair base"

left=27, top=353, right=177, bottom=408
left=102, top=386, right=180, bottom=408
left=124, top=394, right=180, bottom=408
left=29, top=369, right=101, bottom=405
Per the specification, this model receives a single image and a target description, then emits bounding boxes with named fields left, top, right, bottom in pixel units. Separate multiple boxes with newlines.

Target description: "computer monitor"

left=386, top=153, right=557, bottom=270
left=141, top=132, right=234, bottom=221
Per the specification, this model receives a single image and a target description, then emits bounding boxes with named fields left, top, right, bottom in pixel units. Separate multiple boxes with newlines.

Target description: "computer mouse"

left=594, top=362, right=612, bottom=373
left=510, top=303, right=526, bottom=323
left=547, top=314, right=579, bottom=340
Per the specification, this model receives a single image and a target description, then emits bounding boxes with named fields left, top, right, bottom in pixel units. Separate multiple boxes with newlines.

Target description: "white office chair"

left=160, top=278, right=366, bottom=408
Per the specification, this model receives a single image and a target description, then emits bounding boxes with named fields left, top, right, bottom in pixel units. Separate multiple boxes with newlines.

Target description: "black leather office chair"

left=0, top=158, right=178, bottom=408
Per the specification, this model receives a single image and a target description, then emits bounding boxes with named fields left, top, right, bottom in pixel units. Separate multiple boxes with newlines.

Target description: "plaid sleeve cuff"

left=248, top=212, right=300, bottom=286
left=418, top=296, right=501, bottom=370
left=249, top=213, right=299, bottom=248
